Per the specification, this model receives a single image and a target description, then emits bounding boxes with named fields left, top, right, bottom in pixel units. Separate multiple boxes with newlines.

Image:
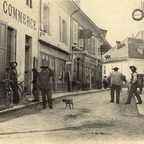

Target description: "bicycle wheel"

left=5, top=88, right=13, bottom=107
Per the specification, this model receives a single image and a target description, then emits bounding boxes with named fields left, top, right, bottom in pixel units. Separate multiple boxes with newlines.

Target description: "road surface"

left=0, top=90, right=144, bottom=144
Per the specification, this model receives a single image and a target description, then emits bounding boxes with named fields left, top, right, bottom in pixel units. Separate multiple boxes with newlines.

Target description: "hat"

left=129, top=65, right=136, bottom=70
left=10, top=61, right=17, bottom=67
left=112, top=67, right=119, bottom=71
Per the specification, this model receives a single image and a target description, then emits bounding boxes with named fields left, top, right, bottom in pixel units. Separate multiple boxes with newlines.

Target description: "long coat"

left=38, top=68, right=54, bottom=91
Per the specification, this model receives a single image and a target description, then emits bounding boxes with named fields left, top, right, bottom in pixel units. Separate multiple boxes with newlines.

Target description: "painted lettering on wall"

left=3, top=1, right=37, bottom=31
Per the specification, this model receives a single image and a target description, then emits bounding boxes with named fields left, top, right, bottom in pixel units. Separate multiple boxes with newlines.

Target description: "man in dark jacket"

left=9, top=62, right=19, bottom=104
left=38, top=65, right=55, bottom=109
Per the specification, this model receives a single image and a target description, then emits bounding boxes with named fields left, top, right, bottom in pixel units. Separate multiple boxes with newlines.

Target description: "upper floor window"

left=43, top=5, right=50, bottom=33
left=26, top=0, right=32, bottom=8
left=78, top=26, right=84, bottom=49
left=59, top=16, right=67, bottom=44
left=72, top=21, right=78, bottom=46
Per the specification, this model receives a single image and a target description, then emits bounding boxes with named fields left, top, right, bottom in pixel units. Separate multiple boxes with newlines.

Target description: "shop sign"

left=129, top=39, right=144, bottom=59
left=3, top=1, right=37, bottom=30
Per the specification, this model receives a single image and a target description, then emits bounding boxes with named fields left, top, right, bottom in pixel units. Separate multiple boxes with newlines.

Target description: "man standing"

left=125, top=66, right=142, bottom=104
left=38, top=65, right=55, bottom=109
left=109, top=67, right=126, bottom=104
left=103, top=76, right=109, bottom=89
left=9, top=62, right=19, bottom=104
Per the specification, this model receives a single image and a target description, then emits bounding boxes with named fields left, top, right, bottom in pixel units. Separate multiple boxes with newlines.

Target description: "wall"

left=0, top=0, right=39, bottom=80
left=39, top=0, right=70, bottom=53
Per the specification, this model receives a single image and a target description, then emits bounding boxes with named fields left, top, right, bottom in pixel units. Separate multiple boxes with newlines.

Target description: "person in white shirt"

left=125, top=66, right=142, bottom=104
left=108, top=67, right=126, bottom=104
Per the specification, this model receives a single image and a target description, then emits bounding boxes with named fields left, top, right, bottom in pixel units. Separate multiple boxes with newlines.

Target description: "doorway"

left=7, top=27, right=16, bottom=65
left=25, top=35, right=32, bottom=93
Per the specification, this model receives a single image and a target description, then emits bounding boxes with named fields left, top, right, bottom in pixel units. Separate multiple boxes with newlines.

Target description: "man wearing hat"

left=9, top=61, right=19, bottom=104
left=108, top=67, right=126, bottom=104
left=38, top=64, right=55, bottom=109
left=125, top=66, right=142, bottom=104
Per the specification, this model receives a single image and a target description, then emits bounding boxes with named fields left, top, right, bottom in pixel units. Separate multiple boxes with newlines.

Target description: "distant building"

left=64, top=1, right=111, bottom=90
left=103, top=37, right=144, bottom=80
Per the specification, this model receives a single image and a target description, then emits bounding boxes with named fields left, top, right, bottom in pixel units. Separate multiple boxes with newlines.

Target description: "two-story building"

left=39, top=0, right=110, bottom=91
left=0, top=0, right=39, bottom=104
left=38, top=0, right=71, bottom=91
left=63, top=0, right=110, bottom=90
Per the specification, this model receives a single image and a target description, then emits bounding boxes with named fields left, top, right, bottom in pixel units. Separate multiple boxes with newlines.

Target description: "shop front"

left=39, top=41, right=70, bottom=92
left=0, top=0, right=39, bottom=106
left=72, top=52, right=102, bottom=90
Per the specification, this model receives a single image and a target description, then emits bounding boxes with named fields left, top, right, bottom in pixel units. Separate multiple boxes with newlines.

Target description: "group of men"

left=108, top=65, right=143, bottom=104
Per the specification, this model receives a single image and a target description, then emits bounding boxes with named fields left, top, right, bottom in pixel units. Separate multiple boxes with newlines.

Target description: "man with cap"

left=38, top=64, right=55, bottom=109
left=108, top=67, right=126, bottom=104
left=125, top=66, right=142, bottom=104
left=9, top=61, right=19, bottom=104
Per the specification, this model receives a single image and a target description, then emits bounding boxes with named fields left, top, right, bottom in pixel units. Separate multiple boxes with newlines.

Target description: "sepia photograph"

left=0, top=0, right=144, bottom=143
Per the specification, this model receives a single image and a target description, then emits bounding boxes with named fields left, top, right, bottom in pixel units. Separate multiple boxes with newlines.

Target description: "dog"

left=62, top=99, right=74, bottom=109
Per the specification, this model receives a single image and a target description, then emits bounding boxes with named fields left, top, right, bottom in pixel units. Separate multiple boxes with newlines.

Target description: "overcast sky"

left=80, top=0, right=144, bottom=46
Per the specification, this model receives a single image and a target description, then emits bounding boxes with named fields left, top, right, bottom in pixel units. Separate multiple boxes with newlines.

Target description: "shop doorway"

left=7, top=27, right=16, bottom=64
left=24, top=35, right=32, bottom=93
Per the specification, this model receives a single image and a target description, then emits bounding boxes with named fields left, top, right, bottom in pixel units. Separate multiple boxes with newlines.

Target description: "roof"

left=103, top=41, right=128, bottom=62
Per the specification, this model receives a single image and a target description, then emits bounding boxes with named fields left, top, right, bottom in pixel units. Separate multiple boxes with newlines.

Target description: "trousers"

left=40, top=88, right=53, bottom=109
left=126, top=84, right=142, bottom=104
left=110, top=84, right=121, bottom=104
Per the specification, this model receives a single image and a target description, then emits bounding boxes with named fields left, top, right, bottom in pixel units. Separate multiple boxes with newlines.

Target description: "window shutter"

left=0, top=23, right=7, bottom=79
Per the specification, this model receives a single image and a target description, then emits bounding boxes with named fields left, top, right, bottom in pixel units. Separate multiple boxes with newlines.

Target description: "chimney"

left=116, top=41, right=121, bottom=49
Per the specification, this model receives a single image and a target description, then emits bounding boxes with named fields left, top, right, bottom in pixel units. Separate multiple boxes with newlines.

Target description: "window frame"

left=26, top=0, right=32, bottom=8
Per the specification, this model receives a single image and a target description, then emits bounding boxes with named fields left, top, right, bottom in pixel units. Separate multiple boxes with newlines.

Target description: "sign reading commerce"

left=3, top=1, right=37, bottom=30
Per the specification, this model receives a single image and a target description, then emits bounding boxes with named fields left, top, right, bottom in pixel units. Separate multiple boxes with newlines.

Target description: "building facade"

left=39, top=0, right=71, bottom=92
left=103, top=37, right=144, bottom=80
left=67, top=1, right=110, bottom=90
left=0, top=0, right=39, bottom=104
left=0, top=0, right=110, bottom=105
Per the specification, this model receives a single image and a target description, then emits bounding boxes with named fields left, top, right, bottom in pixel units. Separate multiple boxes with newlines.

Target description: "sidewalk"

left=0, top=88, right=109, bottom=116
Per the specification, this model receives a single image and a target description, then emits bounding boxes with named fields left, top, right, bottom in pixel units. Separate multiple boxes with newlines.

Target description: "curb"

left=0, top=89, right=109, bottom=118
left=53, top=89, right=109, bottom=100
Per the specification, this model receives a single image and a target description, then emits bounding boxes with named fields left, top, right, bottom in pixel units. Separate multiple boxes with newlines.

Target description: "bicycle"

left=1, top=79, right=13, bottom=107
left=17, top=81, right=29, bottom=104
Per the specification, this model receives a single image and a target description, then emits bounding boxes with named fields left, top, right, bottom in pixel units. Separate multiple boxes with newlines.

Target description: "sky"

left=80, top=0, right=144, bottom=46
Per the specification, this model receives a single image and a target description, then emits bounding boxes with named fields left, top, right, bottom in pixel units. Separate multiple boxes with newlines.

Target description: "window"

left=26, top=0, right=32, bottom=8
left=91, top=36, right=96, bottom=55
left=72, top=21, right=78, bottom=45
left=43, top=5, right=50, bottom=33
left=59, top=16, right=67, bottom=44
left=78, top=26, right=84, bottom=49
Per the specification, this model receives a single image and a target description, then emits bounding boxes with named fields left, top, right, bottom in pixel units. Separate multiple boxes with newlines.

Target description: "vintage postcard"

left=0, top=0, right=143, bottom=144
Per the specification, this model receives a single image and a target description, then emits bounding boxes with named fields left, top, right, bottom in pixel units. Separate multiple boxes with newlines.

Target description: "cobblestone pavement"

left=0, top=90, right=144, bottom=144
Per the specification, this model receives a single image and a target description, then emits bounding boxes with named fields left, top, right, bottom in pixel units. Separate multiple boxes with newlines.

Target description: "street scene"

left=0, top=0, right=144, bottom=144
